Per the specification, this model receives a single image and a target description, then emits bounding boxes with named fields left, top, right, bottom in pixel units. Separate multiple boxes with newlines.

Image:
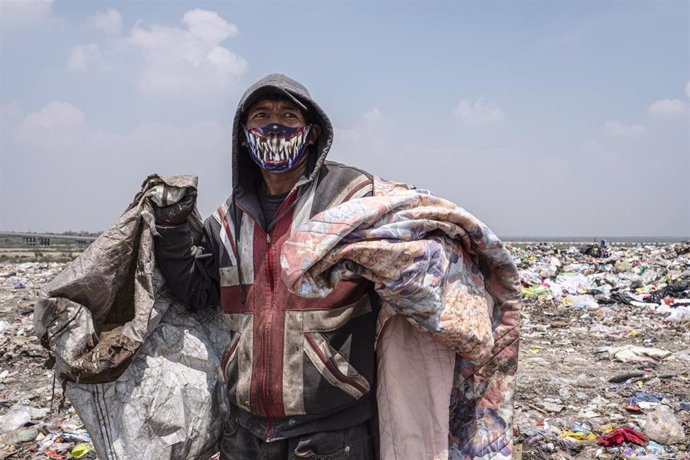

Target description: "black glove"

left=153, top=189, right=197, bottom=226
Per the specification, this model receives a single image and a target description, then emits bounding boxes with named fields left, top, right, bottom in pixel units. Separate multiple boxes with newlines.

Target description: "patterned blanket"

left=281, top=177, right=521, bottom=459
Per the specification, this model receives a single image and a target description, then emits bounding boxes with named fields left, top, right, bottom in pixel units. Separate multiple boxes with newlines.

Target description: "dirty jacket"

left=155, top=74, right=378, bottom=440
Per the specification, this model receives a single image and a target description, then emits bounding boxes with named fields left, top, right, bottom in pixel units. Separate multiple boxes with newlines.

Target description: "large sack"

left=34, top=175, right=225, bottom=460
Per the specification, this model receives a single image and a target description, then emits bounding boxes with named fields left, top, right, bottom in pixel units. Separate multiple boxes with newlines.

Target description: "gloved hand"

left=153, top=189, right=197, bottom=226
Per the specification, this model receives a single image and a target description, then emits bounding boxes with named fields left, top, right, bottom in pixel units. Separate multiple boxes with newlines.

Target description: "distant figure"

left=581, top=239, right=610, bottom=258
left=599, top=239, right=610, bottom=258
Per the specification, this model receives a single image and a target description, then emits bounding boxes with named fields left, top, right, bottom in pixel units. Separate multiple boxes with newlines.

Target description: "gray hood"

left=231, top=73, right=334, bottom=200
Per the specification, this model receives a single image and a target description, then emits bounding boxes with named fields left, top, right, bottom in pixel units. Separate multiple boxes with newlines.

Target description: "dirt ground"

left=0, top=242, right=688, bottom=459
left=515, top=297, right=690, bottom=459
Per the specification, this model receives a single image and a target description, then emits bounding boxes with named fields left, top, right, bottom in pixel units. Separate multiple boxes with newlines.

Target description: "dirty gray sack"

left=33, top=175, right=228, bottom=460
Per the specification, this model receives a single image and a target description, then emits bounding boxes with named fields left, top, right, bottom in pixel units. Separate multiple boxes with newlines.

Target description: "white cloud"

left=648, top=98, right=687, bottom=117
left=453, top=98, right=504, bottom=128
left=67, top=9, right=246, bottom=97
left=89, top=8, right=122, bottom=35
left=363, top=108, right=385, bottom=125
left=15, top=101, right=88, bottom=153
left=2, top=101, right=232, bottom=232
left=67, top=44, right=100, bottom=71
left=183, top=9, right=238, bottom=44
left=334, top=107, right=384, bottom=144
left=686, top=81, right=690, bottom=99
left=126, top=9, right=247, bottom=96
left=21, top=101, right=86, bottom=130
left=0, top=0, right=53, bottom=22
left=604, top=120, right=647, bottom=138
left=332, top=108, right=397, bottom=158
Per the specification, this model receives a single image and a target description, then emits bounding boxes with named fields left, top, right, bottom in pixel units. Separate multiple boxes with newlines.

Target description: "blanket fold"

left=281, top=177, right=520, bottom=459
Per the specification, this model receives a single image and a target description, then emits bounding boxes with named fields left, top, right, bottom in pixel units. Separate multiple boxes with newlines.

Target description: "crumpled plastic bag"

left=34, top=175, right=227, bottom=460
left=554, top=272, right=592, bottom=295
left=601, top=344, right=672, bottom=363
left=563, top=294, right=598, bottom=309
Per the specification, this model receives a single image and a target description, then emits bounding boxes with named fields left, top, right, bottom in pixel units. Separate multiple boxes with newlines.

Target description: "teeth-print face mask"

left=243, top=123, right=312, bottom=172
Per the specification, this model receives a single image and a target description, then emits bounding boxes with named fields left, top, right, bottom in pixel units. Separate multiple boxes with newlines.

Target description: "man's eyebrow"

left=248, top=101, right=301, bottom=113
left=280, top=103, right=301, bottom=111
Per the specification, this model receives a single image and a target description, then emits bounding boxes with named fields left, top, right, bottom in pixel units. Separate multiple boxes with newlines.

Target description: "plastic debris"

left=0, top=406, right=30, bottom=435
left=521, top=285, right=552, bottom=299
left=602, top=344, right=672, bottom=363
left=562, top=294, right=598, bottom=309
left=44, top=449, right=65, bottom=460
left=668, top=305, right=690, bottom=322
left=70, top=442, right=94, bottom=458
left=644, top=404, right=686, bottom=445
left=0, top=427, right=38, bottom=445
left=629, top=391, right=663, bottom=409
left=646, top=440, right=667, bottom=455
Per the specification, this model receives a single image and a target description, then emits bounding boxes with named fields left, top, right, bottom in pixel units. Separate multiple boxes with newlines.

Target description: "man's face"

left=245, top=97, right=308, bottom=130
left=241, top=96, right=321, bottom=173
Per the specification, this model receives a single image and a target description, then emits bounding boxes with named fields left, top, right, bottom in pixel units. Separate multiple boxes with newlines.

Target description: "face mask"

left=243, top=123, right=312, bottom=172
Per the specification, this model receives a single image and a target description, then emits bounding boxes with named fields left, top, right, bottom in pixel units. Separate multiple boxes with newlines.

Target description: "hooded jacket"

left=155, top=74, right=379, bottom=441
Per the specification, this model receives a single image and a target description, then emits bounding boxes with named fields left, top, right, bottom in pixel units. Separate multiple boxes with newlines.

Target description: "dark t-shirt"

left=257, top=186, right=289, bottom=229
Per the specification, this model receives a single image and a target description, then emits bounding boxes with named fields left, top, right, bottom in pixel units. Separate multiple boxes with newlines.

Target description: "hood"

left=231, top=73, right=334, bottom=199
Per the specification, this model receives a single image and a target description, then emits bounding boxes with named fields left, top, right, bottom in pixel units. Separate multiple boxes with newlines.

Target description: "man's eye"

left=253, top=112, right=267, bottom=118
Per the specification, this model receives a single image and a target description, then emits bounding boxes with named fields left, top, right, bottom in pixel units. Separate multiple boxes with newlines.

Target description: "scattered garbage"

left=514, top=241, right=690, bottom=459
left=2, top=241, right=689, bottom=459
left=668, top=305, right=690, bottom=322
left=601, top=344, right=673, bottom=363
left=629, top=391, right=663, bottom=410
left=0, top=404, right=48, bottom=434
left=71, top=442, right=95, bottom=458
left=0, top=427, right=38, bottom=446
left=0, top=261, right=97, bottom=459
left=562, top=293, right=598, bottom=309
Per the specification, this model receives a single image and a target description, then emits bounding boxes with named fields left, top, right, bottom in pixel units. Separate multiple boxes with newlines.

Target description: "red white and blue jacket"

left=155, top=74, right=380, bottom=441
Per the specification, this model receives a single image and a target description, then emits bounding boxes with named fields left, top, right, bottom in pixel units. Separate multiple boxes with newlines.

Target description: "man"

left=154, top=74, right=379, bottom=459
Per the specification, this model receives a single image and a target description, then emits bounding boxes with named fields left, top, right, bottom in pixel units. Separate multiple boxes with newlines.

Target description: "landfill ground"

left=0, top=242, right=688, bottom=459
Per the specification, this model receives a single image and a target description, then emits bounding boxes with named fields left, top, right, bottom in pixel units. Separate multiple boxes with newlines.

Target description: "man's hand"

left=153, top=189, right=197, bottom=226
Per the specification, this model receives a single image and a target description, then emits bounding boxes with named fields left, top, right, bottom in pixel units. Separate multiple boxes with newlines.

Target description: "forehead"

left=246, top=97, right=303, bottom=113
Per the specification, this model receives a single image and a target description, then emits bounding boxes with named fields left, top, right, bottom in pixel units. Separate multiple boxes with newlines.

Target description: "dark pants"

left=219, top=418, right=375, bottom=460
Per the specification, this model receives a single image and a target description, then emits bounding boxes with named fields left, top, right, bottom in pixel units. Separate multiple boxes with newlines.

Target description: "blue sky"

left=1, top=0, right=688, bottom=237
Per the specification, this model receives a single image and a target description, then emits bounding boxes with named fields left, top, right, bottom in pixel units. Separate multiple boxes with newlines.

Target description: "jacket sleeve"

left=154, top=218, right=220, bottom=311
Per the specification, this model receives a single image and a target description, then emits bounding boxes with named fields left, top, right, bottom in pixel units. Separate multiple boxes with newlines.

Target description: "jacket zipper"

left=236, top=195, right=296, bottom=441
left=264, top=231, right=273, bottom=440
left=235, top=202, right=275, bottom=438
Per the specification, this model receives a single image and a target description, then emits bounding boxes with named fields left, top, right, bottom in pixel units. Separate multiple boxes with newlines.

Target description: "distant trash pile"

left=516, top=241, right=690, bottom=321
